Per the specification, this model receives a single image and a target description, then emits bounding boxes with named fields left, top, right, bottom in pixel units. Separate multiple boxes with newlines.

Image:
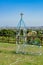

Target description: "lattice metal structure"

left=16, top=13, right=27, bottom=53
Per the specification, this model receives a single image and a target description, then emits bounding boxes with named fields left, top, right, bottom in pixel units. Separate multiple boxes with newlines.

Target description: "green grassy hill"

left=0, top=43, right=43, bottom=65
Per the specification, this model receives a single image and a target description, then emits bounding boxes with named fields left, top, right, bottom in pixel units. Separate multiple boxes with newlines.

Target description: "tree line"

left=0, top=28, right=43, bottom=45
left=0, top=29, right=16, bottom=37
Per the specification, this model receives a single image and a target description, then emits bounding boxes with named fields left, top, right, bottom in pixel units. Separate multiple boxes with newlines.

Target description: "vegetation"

left=0, top=28, right=43, bottom=65
left=0, top=28, right=43, bottom=45
left=0, top=43, right=43, bottom=65
left=0, top=29, right=16, bottom=37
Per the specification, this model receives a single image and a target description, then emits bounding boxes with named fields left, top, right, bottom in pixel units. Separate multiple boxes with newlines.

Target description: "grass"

left=0, top=43, right=43, bottom=65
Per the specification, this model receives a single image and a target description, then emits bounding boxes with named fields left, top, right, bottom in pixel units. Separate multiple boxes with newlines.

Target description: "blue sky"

left=0, top=0, right=43, bottom=27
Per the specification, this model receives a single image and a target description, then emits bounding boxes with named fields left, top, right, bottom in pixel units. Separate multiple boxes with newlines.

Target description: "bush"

left=33, top=38, right=41, bottom=46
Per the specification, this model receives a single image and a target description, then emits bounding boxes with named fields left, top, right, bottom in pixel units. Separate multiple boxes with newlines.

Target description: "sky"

left=0, top=0, right=43, bottom=27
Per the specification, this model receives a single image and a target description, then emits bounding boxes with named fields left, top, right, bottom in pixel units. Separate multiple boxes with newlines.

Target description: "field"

left=0, top=43, right=43, bottom=65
